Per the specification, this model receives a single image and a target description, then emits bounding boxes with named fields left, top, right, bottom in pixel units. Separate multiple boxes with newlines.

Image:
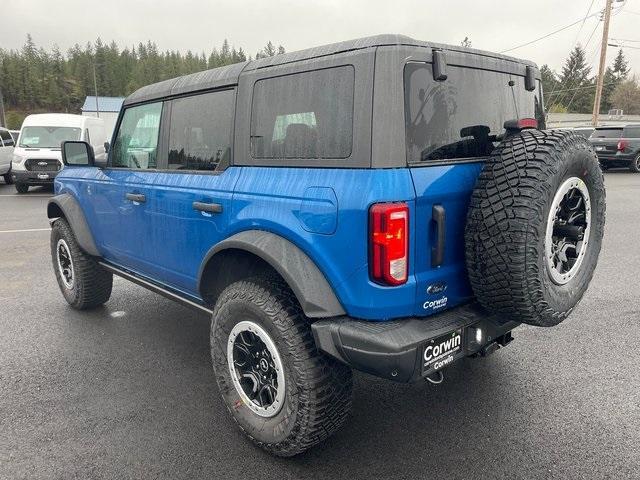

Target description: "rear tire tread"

left=211, top=276, right=353, bottom=457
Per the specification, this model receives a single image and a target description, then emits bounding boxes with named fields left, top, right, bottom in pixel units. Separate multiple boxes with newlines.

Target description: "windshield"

left=404, top=63, right=544, bottom=163
left=590, top=128, right=622, bottom=139
left=19, top=126, right=81, bottom=148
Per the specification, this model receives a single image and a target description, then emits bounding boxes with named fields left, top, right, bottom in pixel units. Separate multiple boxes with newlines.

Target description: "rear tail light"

left=617, top=139, right=629, bottom=152
left=369, top=202, right=409, bottom=286
left=503, top=118, right=538, bottom=131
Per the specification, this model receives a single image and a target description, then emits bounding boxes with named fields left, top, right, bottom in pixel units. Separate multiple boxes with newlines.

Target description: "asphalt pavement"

left=0, top=173, right=638, bottom=480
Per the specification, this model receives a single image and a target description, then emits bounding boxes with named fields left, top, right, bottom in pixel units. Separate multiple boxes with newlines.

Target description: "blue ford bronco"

left=49, top=35, right=606, bottom=456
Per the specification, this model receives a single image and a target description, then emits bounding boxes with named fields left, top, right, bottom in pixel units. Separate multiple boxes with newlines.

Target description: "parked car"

left=0, top=127, right=16, bottom=184
left=589, top=124, right=640, bottom=172
left=9, top=130, right=20, bottom=143
left=11, top=114, right=107, bottom=193
left=47, top=34, right=606, bottom=456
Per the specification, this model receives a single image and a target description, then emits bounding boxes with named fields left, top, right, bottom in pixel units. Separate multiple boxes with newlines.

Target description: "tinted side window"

left=168, top=90, right=234, bottom=171
left=623, top=126, right=640, bottom=138
left=0, top=129, right=14, bottom=146
left=404, top=63, right=541, bottom=163
left=251, top=66, right=354, bottom=159
left=111, top=102, right=162, bottom=169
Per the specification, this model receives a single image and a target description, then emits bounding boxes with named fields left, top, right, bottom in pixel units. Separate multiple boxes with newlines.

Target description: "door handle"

left=431, top=204, right=446, bottom=267
left=125, top=193, right=146, bottom=203
left=193, top=201, right=223, bottom=214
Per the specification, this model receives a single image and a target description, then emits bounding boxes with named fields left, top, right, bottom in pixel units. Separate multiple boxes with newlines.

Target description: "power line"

left=574, top=0, right=597, bottom=45
left=610, top=38, right=640, bottom=42
left=500, top=11, right=602, bottom=53
left=609, top=43, right=640, bottom=50
left=551, top=81, right=617, bottom=95
left=546, top=19, right=601, bottom=105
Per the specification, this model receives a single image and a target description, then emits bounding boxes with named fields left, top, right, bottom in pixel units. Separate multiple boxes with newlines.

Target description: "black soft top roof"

left=123, top=34, right=538, bottom=106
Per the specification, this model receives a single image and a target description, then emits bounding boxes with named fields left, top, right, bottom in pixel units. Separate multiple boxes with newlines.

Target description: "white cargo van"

left=11, top=114, right=106, bottom=193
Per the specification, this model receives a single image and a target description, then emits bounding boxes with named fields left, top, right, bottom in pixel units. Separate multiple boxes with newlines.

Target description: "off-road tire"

left=210, top=276, right=353, bottom=457
left=465, top=130, right=606, bottom=327
left=15, top=183, right=28, bottom=194
left=630, top=154, right=640, bottom=173
left=3, top=173, right=13, bottom=185
left=50, top=218, right=113, bottom=309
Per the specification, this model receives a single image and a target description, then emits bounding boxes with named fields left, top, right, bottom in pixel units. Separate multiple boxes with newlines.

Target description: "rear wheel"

left=630, top=154, right=640, bottom=173
left=15, top=183, right=28, bottom=194
left=51, top=218, right=113, bottom=309
left=210, top=276, right=352, bottom=457
left=3, top=173, right=14, bottom=185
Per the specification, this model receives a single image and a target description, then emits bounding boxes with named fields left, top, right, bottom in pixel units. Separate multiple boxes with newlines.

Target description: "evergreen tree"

left=0, top=34, right=286, bottom=126
left=557, top=45, right=594, bottom=113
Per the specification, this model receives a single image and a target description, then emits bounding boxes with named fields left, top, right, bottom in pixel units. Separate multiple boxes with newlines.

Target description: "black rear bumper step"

left=312, top=303, right=519, bottom=383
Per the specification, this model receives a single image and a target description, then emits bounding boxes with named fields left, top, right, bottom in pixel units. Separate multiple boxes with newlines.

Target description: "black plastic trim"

left=99, top=261, right=212, bottom=315
left=47, top=193, right=100, bottom=256
left=312, top=303, right=519, bottom=383
left=199, top=230, right=346, bottom=318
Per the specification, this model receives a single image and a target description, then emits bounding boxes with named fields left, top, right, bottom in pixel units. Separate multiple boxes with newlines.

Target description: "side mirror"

left=61, top=141, right=95, bottom=166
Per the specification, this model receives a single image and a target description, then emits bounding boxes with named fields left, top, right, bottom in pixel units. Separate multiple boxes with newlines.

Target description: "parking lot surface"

left=1, top=174, right=639, bottom=480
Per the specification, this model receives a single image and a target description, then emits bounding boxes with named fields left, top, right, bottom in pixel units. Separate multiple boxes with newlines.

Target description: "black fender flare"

left=199, top=230, right=346, bottom=319
left=47, top=193, right=100, bottom=257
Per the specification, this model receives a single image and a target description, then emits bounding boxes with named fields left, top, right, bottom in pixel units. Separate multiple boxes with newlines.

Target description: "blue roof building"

left=81, top=96, right=125, bottom=113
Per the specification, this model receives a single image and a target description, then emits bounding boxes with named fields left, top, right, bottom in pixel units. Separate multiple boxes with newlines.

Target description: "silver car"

left=0, top=127, right=15, bottom=184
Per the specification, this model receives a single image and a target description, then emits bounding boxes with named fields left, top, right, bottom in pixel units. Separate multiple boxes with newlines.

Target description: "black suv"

left=590, top=124, right=640, bottom=172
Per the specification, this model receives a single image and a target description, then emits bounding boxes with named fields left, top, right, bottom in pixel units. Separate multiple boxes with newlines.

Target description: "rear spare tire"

left=465, top=130, right=606, bottom=327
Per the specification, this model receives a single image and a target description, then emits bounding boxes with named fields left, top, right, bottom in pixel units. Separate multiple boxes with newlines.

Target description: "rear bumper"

left=312, top=303, right=519, bottom=383
left=12, top=169, right=59, bottom=185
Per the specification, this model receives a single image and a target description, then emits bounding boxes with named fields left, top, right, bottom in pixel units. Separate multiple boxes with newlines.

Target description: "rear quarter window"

left=591, top=128, right=623, bottom=138
left=250, top=66, right=354, bottom=159
left=623, top=126, right=640, bottom=138
left=404, top=63, right=543, bottom=163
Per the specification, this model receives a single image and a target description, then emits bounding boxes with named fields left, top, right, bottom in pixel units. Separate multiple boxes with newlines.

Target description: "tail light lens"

left=617, top=139, right=629, bottom=152
left=369, top=202, right=409, bottom=285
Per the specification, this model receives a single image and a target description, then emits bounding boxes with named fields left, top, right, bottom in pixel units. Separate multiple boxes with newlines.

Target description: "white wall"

left=82, top=111, right=120, bottom=141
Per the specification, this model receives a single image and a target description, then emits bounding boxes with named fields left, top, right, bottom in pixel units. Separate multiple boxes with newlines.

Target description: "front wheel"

left=210, top=276, right=353, bottom=457
left=630, top=154, right=640, bottom=173
left=50, top=218, right=113, bottom=309
left=15, top=183, right=28, bottom=194
left=3, top=173, right=14, bottom=185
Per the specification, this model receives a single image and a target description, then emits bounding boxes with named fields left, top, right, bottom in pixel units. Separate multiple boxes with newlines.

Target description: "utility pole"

left=92, top=62, right=100, bottom=118
left=592, top=0, right=614, bottom=126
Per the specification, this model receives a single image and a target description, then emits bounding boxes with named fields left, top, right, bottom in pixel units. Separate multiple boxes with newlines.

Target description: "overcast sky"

left=2, top=0, right=639, bottom=75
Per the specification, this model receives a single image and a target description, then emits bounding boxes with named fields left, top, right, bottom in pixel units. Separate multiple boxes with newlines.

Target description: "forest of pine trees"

left=2, top=35, right=639, bottom=129
left=541, top=46, right=638, bottom=115
left=0, top=35, right=285, bottom=128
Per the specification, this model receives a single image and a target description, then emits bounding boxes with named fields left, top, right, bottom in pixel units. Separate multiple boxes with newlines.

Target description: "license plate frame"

left=421, top=328, right=464, bottom=376
left=37, top=173, right=50, bottom=180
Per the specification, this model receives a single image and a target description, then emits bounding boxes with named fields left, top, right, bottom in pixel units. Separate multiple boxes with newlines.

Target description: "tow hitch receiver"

left=474, top=331, right=514, bottom=357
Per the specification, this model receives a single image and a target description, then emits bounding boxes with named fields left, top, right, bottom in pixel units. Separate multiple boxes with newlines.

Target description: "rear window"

left=250, top=66, right=354, bottom=159
left=404, top=63, right=543, bottom=163
left=591, top=128, right=623, bottom=139
left=623, top=126, right=640, bottom=138
left=0, top=129, right=13, bottom=146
